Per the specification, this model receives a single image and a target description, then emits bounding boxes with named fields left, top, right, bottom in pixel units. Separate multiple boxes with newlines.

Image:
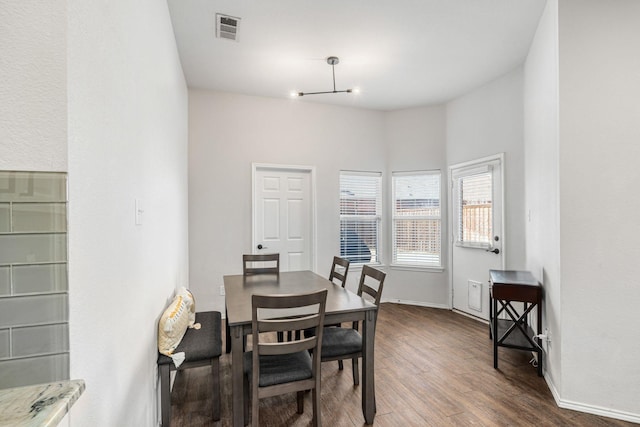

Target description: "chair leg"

left=159, top=364, right=171, bottom=427
left=312, top=386, right=321, bottom=427
left=243, top=374, right=250, bottom=426
left=338, top=360, right=344, bottom=370
left=211, top=357, right=221, bottom=421
left=352, top=357, right=359, bottom=386
left=297, top=390, right=304, bottom=414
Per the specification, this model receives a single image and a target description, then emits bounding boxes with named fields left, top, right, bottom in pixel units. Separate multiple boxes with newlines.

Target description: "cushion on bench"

left=157, top=311, right=222, bottom=365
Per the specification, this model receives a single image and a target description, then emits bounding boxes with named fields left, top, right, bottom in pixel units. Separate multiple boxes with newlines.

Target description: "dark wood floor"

left=170, top=303, right=632, bottom=426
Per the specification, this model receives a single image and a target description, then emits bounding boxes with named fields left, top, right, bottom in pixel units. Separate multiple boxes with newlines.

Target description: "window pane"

left=393, top=219, right=440, bottom=265
left=340, top=172, right=381, bottom=264
left=393, top=174, right=440, bottom=217
left=392, top=171, right=441, bottom=267
left=458, top=173, right=492, bottom=244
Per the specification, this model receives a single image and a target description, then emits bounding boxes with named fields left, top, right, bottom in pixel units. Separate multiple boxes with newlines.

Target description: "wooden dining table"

left=223, top=270, right=378, bottom=426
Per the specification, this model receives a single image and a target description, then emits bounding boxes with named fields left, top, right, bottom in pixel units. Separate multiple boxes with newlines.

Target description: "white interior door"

left=450, top=155, right=504, bottom=320
left=253, top=164, right=314, bottom=272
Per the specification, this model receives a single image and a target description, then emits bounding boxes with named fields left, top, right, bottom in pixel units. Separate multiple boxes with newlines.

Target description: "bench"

left=157, top=311, right=222, bottom=426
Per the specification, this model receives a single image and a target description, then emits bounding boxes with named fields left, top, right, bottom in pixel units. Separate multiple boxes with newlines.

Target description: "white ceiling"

left=167, top=0, right=546, bottom=111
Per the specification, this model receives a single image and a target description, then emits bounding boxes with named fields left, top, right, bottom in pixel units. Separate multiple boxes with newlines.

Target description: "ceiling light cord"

left=297, top=56, right=353, bottom=97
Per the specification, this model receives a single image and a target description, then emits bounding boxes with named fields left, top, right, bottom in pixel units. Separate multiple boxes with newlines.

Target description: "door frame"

left=251, top=163, right=317, bottom=272
left=447, top=153, right=506, bottom=311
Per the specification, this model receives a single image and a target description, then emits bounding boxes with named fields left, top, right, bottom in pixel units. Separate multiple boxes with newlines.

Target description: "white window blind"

left=339, top=171, right=381, bottom=264
left=392, top=171, right=441, bottom=267
left=456, top=171, right=492, bottom=246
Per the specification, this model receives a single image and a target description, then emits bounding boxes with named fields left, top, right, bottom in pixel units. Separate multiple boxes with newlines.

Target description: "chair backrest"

left=328, top=256, right=350, bottom=287
left=357, top=265, right=386, bottom=307
left=243, top=253, right=280, bottom=275
left=251, top=289, right=328, bottom=377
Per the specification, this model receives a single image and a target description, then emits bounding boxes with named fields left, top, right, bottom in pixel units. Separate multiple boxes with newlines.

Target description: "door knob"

left=257, top=244, right=266, bottom=250
left=486, top=248, right=500, bottom=254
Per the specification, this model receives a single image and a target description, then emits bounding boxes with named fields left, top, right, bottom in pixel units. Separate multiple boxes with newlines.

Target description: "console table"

left=489, top=269, right=543, bottom=376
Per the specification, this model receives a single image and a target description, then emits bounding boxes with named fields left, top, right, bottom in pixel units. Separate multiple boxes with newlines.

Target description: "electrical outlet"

left=220, top=285, right=225, bottom=296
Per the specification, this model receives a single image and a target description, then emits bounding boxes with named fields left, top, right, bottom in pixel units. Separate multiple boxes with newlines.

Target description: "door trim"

left=447, top=153, right=505, bottom=310
left=252, top=163, right=317, bottom=272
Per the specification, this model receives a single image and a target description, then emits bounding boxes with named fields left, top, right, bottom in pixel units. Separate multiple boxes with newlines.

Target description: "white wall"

left=383, top=106, right=449, bottom=307
left=188, top=91, right=387, bottom=313
left=524, top=0, right=562, bottom=401
left=446, top=67, right=527, bottom=270
left=556, top=0, right=640, bottom=418
left=67, top=1, right=188, bottom=426
left=0, top=0, right=67, bottom=171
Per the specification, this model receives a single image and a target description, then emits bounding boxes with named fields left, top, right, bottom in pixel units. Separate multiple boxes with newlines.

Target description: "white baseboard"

left=381, top=298, right=449, bottom=310
left=544, top=374, right=640, bottom=424
left=451, top=308, right=489, bottom=324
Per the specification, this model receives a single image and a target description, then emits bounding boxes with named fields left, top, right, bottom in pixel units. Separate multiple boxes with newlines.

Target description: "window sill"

left=389, top=264, right=444, bottom=273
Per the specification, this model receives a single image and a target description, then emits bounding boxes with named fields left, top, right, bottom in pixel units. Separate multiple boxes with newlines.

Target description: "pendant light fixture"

left=295, top=56, right=353, bottom=97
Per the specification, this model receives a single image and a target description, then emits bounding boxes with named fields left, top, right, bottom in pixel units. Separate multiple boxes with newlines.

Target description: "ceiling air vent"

left=216, top=13, right=240, bottom=41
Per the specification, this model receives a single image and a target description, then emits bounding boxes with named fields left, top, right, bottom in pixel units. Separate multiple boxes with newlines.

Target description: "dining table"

left=223, top=270, right=378, bottom=426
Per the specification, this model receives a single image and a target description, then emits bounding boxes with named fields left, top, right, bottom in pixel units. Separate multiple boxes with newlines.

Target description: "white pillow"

left=158, top=287, right=195, bottom=356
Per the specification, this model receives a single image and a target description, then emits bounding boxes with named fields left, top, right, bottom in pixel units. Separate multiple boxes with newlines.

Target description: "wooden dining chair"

left=293, top=256, right=351, bottom=342
left=243, top=253, right=280, bottom=275
left=307, top=264, right=385, bottom=385
left=329, top=256, right=350, bottom=287
left=243, top=289, right=328, bottom=427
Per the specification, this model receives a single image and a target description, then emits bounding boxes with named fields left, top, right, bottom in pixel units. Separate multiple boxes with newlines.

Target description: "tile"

left=0, top=172, right=66, bottom=203
left=12, top=264, right=67, bottom=295
left=0, top=267, right=9, bottom=296
left=0, top=353, right=69, bottom=389
left=0, top=294, right=68, bottom=328
left=0, top=329, right=9, bottom=359
left=0, top=203, right=9, bottom=232
left=12, top=324, right=69, bottom=357
left=0, top=234, right=67, bottom=265
left=12, top=203, right=67, bottom=233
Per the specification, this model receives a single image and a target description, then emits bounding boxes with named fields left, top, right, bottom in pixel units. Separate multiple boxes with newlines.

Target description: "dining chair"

left=243, top=289, right=328, bottom=427
left=293, top=256, right=351, bottom=342
left=329, top=256, right=350, bottom=287
left=326, top=256, right=351, bottom=367
left=307, top=264, right=386, bottom=385
left=243, top=253, right=280, bottom=275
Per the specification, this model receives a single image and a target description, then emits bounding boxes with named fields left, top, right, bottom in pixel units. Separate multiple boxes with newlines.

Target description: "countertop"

left=0, top=380, right=85, bottom=427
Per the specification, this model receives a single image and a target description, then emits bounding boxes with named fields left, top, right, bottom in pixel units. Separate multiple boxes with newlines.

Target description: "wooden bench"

left=157, top=311, right=222, bottom=426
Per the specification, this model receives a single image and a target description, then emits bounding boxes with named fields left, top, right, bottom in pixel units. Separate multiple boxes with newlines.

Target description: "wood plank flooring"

left=169, top=303, right=633, bottom=426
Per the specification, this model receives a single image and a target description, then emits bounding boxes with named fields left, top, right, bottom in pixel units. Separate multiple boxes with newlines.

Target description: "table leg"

left=231, top=325, right=244, bottom=427
left=362, top=309, right=376, bottom=424
left=537, top=302, right=543, bottom=377
left=493, top=297, right=498, bottom=369
left=225, top=306, right=231, bottom=354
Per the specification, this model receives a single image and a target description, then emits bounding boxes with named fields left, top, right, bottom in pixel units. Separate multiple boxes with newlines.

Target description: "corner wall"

left=557, top=0, right=640, bottom=418
left=67, top=0, right=189, bottom=425
left=523, top=0, right=562, bottom=401
left=383, top=106, right=449, bottom=307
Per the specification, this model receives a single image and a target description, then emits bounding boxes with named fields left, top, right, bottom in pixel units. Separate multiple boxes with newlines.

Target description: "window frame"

left=391, top=170, right=442, bottom=269
left=339, top=170, right=382, bottom=266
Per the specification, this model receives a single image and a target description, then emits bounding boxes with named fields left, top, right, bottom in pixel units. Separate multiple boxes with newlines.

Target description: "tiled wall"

left=0, top=171, right=69, bottom=389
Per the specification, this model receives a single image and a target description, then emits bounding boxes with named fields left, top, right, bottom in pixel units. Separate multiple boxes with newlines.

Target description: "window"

left=392, top=171, right=441, bottom=267
left=455, top=170, right=492, bottom=248
left=339, top=171, right=381, bottom=264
